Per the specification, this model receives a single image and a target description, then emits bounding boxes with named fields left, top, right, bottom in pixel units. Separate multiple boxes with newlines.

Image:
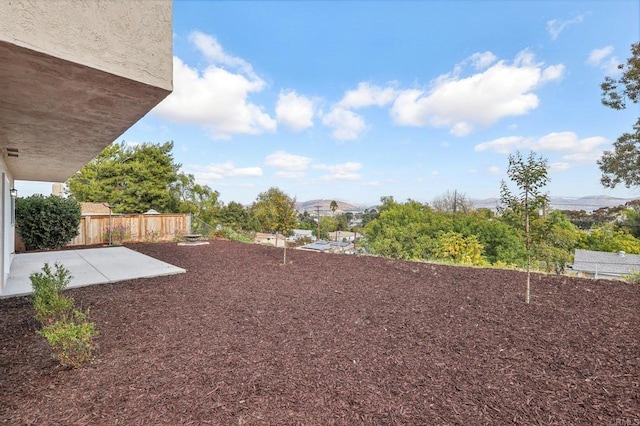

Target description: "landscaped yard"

left=1, top=240, right=638, bottom=424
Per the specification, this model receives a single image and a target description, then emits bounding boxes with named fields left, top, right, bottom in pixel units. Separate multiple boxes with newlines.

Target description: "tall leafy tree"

left=598, top=43, right=640, bottom=188
left=218, top=201, right=251, bottom=230
left=251, top=187, right=297, bottom=264
left=170, top=173, right=221, bottom=224
left=67, top=141, right=181, bottom=214
left=500, top=151, right=549, bottom=304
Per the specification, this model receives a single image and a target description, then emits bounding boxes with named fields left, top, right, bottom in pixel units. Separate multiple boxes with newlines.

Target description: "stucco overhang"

left=0, top=41, right=171, bottom=182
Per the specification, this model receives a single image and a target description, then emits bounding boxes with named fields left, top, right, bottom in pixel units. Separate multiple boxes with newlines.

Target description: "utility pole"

left=314, top=205, right=321, bottom=241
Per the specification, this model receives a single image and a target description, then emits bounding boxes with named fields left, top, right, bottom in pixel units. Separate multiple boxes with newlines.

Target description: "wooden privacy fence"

left=67, top=214, right=191, bottom=246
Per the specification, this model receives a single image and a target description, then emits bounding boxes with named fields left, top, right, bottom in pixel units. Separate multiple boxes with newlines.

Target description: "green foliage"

left=530, top=211, right=580, bottom=272
left=217, top=201, right=251, bottom=230
left=577, top=223, right=640, bottom=254
left=38, top=309, right=98, bottom=369
left=30, top=263, right=74, bottom=324
left=67, top=141, right=181, bottom=214
left=453, top=213, right=527, bottom=265
left=144, top=230, right=163, bottom=243
left=599, top=118, right=640, bottom=189
left=16, top=195, right=81, bottom=250
left=250, top=187, right=297, bottom=264
left=213, top=227, right=254, bottom=244
left=623, top=269, right=640, bottom=284
left=364, top=197, right=529, bottom=266
left=499, top=151, right=550, bottom=303
left=618, top=206, right=640, bottom=238
left=30, top=263, right=98, bottom=368
left=499, top=151, right=550, bottom=224
left=361, top=209, right=377, bottom=227
left=364, top=199, right=446, bottom=260
left=102, top=224, right=132, bottom=245
left=297, top=211, right=316, bottom=231
left=250, top=187, right=297, bottom=235
left=600, top=42, right=640, bottom=111
left=599, top=43, right=640, bottom=188
left=170, top=173, right=221, bottom=223
left=433, top=231, right=485, bottom=265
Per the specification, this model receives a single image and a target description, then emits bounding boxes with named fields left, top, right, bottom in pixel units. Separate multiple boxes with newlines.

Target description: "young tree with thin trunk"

left=500, top=151, right=549, bottom=304
left=251, top=187, right=297, bottom=265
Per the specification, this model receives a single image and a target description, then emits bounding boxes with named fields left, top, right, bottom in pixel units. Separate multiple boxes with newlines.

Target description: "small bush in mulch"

left=29, top=262, right=98, bottom=369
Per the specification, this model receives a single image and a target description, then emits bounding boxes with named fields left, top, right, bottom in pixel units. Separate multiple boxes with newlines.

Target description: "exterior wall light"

left=9, top=188, right=17, bottom=198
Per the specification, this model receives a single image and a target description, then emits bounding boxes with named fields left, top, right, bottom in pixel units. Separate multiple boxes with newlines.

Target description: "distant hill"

left=296, top=195, right=640, bottom=214
left=296, top=199, right=363, bottom=213
left=472, top=195, right=639, bottom=212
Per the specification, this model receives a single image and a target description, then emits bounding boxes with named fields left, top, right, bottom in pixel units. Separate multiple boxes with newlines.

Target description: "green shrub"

left=624, top=270, right=640, bottom=284
left=144, top=230, right=163, bottom=243
left=30, top=263, right=74, bottom=323
left=38, top=309, right=98, bottom=368
left=213, top=227, right=254, bottom=244
left=30, top=263, right=98, bottom=368
left=16, top=195, right=81, bottom=250
left=102, top=224, right=132, bottom=245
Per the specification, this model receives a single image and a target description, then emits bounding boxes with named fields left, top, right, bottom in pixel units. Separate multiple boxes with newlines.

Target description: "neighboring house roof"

left=571, top=249, right=640, bottom=277
left=299, top=240, right=352, bottom=253
left=331, top=231, right=362, bottom=240
left=254, top=232, right=286, bottom=247
left=81, top=202, right=111, bottom=216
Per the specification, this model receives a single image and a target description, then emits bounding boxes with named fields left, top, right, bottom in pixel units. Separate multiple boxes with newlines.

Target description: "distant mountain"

left=472, top=195, right=639, bottom=212
left=296, top=199, right=363, bottom=213
left=296, top=195, right=640, bottom=214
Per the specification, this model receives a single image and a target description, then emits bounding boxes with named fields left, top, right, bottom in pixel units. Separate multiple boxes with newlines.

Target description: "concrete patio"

left=1, top=246, right=186, bottom=298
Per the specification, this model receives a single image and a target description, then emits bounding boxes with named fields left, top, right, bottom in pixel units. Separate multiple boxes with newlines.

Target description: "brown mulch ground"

left=1, top=240, right=638, bottom=425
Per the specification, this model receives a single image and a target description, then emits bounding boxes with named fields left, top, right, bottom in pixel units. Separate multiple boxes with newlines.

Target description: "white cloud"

left=189, top=31, right=258, bottom=79
left=587, top=46, right=621, bottom=75
left=474, top=132, right=609, bottom=170
left=338, top=82, right=399, bottom=109
left=152, top=33, right=276, bottom=139
left=474, top=136, right=527, bottom=154
left=322, top=107, right=366, bottom=140
left=468, top=169, right=478, bottom=174
left=276, top=91, right=315, bottom=131
left=189, top=162, right=263, bottom=183
left=550, top=162, right=571, bottom=172
left=587, top=46, right=614, bottom=66
left=546, top=15, right=584, bottom=40
left=468, top=51, right=498, bottom=70
left=313, top=162, right=363, bottom=181
left=541, top=64, right=566, bottom=83
left=488, top=166, right=501, bottom=174
left=362, top=181, right=381, bottom=187
left=319, top=82, right=400, bottom=140
left=265, top=151, right=312, bottom=171
left=390, top=50, right=564, bottom=136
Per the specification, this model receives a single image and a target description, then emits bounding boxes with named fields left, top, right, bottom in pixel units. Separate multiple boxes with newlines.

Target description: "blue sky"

left=20, top=1, right=640, bottom=206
